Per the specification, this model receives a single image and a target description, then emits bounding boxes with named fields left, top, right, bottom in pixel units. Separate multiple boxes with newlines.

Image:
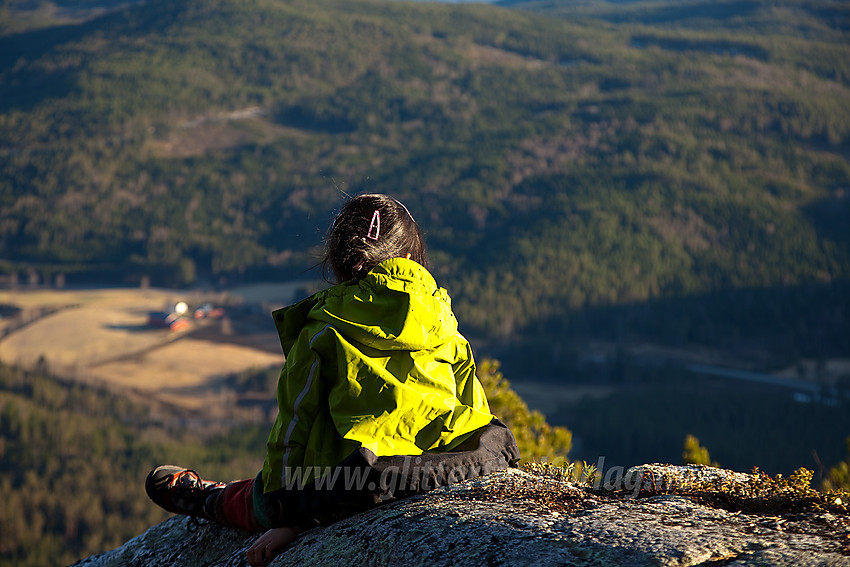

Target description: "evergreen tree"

left=682, top=434, right=719, bottom=468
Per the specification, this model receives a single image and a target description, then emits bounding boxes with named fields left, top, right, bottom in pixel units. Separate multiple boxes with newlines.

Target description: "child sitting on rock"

left=146, top=193, right=520, bottom=567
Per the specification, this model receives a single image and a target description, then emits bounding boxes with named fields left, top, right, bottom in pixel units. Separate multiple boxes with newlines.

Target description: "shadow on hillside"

left=0, top=3, right=182, bottom=111
left=629, top=34, right=769, bottom=61
left=0, top=17, right=116, bottom=111
left=496, top=279, right=850, bottom=380
left=586, top=0, right=849, bottom=36
left=273, top=104, right=357, bottom=134
left=802, top=189, right=850, bottom=253
left=600, top=0, right=760, bottom=25
left=0, top=23, right=91, bottom=71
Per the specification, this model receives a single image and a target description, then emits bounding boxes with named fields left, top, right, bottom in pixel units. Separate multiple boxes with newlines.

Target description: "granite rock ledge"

left=72, top=465, right=850, bottom=567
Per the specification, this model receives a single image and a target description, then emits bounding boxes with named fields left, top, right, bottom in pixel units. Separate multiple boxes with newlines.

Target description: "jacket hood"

left=274, top=258, right=458, bottom=353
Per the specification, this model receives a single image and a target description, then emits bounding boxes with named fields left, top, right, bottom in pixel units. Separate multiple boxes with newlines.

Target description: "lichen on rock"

left=72, top=466, right=850, bottom=567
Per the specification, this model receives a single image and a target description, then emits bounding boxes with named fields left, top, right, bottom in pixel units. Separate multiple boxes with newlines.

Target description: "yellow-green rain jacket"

left=262, top=258, right=495, bottom=493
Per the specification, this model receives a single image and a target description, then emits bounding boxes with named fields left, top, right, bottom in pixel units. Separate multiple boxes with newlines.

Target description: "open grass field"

left=0, top=287, right=284, bottom=411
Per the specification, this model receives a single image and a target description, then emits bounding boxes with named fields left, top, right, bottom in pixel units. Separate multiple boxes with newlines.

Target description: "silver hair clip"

left=366, top=210, right=380, bottom=240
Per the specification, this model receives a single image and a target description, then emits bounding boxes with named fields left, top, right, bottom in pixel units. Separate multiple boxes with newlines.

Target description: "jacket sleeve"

left=262, top=325, right=333, bottom=492
left=452, top=337, right=491, bottom=414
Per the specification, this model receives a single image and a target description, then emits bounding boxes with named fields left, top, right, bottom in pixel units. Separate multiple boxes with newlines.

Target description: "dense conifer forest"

left=1, top=0, right=848, bottom=373
left=0, top=362, right=266, bottom=566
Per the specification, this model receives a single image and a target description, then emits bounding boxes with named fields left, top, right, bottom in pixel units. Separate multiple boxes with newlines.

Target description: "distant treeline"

left=1, top=0, right=849, bottom=367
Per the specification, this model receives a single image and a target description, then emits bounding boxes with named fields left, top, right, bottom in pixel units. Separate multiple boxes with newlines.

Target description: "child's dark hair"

left=323, top=194, right=428, bottom=283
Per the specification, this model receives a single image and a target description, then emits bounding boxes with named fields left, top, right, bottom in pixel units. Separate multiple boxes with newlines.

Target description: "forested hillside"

left=1, top=0, right=849, bottom=373
left=0, top=361, right=267, bottom=566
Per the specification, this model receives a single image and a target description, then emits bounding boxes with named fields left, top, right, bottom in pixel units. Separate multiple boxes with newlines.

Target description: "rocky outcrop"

left=72, top=466, right=850, bottom=567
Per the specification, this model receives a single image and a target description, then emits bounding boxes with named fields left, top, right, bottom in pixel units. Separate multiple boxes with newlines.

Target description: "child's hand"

left=246, top=527, right=299, bottom=567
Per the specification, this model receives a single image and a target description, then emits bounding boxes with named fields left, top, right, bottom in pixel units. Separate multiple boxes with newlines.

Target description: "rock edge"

left=72, top=466, right=850, bottom=567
